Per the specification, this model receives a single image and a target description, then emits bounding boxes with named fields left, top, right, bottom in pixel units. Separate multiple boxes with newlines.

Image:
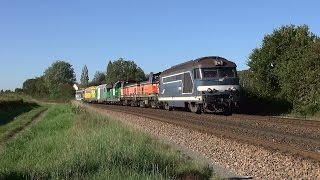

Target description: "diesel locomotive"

left=79, top=56, right=240, bottom=114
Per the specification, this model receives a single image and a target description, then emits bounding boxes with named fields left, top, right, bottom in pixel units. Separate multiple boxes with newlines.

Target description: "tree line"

left=80, top=58, right=146, bottom=87
left=22, top=58, right=146, bottom=101
left=239, top=25, right=320, bottom=116
left=22, top=61, right=76, bottom=101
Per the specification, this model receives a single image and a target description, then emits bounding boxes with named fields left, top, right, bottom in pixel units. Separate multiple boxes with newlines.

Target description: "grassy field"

left=0, top=93, right=33, bottom=102
left=0, top=93, right=39, bottom=125
left=0, top=105, right=47, bottom=143
left=0, top=93, right=43, bottom=144
left=0, top=104, right=213, bottom=179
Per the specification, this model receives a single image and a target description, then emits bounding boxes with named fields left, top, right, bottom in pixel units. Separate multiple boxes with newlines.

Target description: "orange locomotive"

left=121, top=72, right=160, bottom=108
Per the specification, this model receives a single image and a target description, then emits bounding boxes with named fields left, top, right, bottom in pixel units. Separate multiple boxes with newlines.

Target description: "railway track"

left=89, top=103, right=320, bottom=161
left=232, top=114, right=320, bottom=129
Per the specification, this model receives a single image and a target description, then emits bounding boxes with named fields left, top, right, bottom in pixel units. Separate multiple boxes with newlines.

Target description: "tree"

left=89, top=71, right=106, bottom=86
left=247, top=24, right=320, bottom=114
left=105, top=60, right=115, bottom=84
left=23, top=78, right=38, bottom=96
left=15, top=88, right=23, bottom=93
left=248, top=25, right=317, bottom=99
left=105, top=58, right=146, bottom=85
left=22, top=76, right=48, bottom=97
left=34, top=76, right=49, bottom=97
left=80, top=65, right=89, bottom=86
left=43, top=60, right=76, bottom=98
left=294, top=40, right=320, bottom=115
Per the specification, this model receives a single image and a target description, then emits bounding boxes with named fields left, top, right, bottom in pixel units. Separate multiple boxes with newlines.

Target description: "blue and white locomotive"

left=158, top=56, right=240, bottom=114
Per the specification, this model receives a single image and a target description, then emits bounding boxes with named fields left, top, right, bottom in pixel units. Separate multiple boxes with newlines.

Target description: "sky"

left=0, top=0, right=319, bottom=90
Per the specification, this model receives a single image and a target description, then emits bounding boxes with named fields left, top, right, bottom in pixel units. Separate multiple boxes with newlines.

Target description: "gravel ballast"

left=79, top=102, right=320, bottom=179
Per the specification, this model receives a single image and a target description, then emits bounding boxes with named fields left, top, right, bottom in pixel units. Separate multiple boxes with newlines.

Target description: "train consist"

left=76, top=56, right=240, bottom=114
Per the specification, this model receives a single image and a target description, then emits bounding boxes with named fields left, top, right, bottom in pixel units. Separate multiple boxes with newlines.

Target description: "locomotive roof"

left=160, top=56, right=237, bottom=76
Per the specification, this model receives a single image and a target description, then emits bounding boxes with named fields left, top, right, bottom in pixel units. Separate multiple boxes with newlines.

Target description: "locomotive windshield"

left=201, top=67, right=237, bottom=79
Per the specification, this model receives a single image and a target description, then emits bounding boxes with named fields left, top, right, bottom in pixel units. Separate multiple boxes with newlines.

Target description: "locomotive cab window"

left=218, top=67, right=237, bottom=78
left=201, top=67, right=236, bottom=79
left=202, top=68, right=218, bottom=78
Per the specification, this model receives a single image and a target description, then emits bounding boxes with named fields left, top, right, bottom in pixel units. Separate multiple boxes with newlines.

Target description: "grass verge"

left=0, top=106, right=47, bottom=143
left=0, top=93, right=33, bottom=102
left=0, top=93, right=39, bottom=125
left=0, top=104, right=213, bottom=179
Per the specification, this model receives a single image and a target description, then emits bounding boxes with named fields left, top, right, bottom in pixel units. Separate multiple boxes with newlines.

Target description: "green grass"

left=279, top=112, right=320, bottom=121
left=0, top=104, right=213, bottom=179
left=0, top=93, right=33, bottom=102
left=0, top=106, right=47, bottom=143
left=0, top=93, right=39, bottom=126
left=0, top=93, right=22, bottom=102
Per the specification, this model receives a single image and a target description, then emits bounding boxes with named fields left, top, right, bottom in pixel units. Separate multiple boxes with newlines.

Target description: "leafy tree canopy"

left=43, top=61, right=76, bottom=98
left=89, top=71, right=106, bottom=86
left=22, top=76, right=48, bottom=97
left=105, top=58, right=146, bottom=85
left=14, top=88, right=23, bottom=93
left=246, top=24, right=320, bottom=115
